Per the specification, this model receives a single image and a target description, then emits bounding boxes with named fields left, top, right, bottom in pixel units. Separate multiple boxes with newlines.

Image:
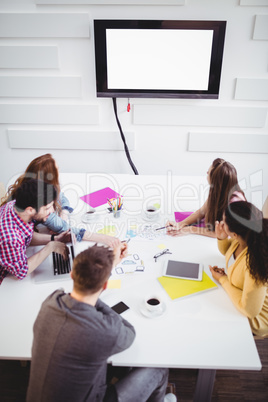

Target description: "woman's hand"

left=209, top=265, right=226, bottom=282
left=215, top=220, right=228, bottom=240
left=166, top=220, right=187, bottom=236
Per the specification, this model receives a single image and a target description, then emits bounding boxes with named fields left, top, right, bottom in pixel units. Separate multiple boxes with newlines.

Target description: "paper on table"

left=107, top=279, right=121, bottom=289
left=157, top=244, right=167, bottom=250
left=97, top=226, right=116, bottom=236
left=158, top=272, right=217, bottom=301
left=174, top=211, right=205, bottom=227
left=80, top=187, right=121, bottom=208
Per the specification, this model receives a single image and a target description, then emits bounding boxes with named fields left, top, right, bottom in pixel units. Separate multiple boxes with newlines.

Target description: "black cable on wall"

left=112, top=97, right=139, bottom=175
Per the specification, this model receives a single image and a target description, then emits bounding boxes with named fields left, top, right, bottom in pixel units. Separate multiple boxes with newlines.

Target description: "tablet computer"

left=163, top=259, right=203, bottom=281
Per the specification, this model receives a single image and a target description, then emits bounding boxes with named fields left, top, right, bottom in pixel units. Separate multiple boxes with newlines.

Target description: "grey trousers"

left=104, top=366, right=169, bottom=402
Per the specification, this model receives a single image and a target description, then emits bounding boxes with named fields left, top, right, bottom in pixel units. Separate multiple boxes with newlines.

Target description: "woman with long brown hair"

left=210, top=201, right=268, bottom=337
left=167, top=158, right=246, bottom=238
left=2, top=154, right=120, bottom=248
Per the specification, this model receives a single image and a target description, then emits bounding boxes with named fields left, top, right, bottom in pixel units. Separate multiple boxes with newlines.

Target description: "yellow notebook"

left=158, top=272, right=217, bottom=300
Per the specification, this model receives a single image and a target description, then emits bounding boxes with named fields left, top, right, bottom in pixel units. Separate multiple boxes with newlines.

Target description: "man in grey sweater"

left=27, top=243, right=169, bottom=402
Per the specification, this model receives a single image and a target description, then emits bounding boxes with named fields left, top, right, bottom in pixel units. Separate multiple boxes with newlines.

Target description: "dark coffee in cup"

left=147, top=209, right=156, bottom=212
left=147, top=298, right=160, bottom=306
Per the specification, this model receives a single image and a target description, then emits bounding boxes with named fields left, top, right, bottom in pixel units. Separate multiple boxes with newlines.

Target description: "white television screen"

left=94, top=20, right=226, bottom=99
left=106, top=29, right=213, bottom=91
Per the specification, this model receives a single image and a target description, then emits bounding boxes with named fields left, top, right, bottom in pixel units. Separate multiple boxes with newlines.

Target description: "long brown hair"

left=1, top=154, right=61, bottom=211
left=206, top=158, right=245, bottom=230
left=225, top=201, right=268, bottom=284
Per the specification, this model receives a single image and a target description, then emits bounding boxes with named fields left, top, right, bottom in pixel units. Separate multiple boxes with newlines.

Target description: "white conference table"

left=0, top=173, right=262, bottom=402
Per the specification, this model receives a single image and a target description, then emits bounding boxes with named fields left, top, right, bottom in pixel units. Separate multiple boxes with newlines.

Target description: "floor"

left=0, top=338, right=267, bottom=402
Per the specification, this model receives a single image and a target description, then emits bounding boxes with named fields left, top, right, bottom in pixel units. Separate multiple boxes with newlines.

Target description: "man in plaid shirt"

left=0, top=179, right=70, bottom=285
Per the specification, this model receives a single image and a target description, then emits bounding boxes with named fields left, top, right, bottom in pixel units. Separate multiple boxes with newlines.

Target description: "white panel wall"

left=0, top=46, right=59, bottom=68
left=188, top=133, right=268, bottom=154
left=0, top=14, right=90, bottom=38
left=253, top=15, right=268, bottom=40
left=133, top=105, right=267, bottom=128
left=8, top=130, right=135, bottom=150
left=240, top=0, right=268, bottom=5
left=235, top=78, right=268, bottom=101
left=0, top=76, right=81, bottom=97
left=0, top=0, right=268, bottom=208
left=36, top=0, right=185, bottom=4
left=0, top=105, right=99, bottom=124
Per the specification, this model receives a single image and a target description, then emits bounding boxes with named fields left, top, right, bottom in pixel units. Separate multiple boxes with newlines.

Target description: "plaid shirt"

left=0, top=200, right=34, bottom=285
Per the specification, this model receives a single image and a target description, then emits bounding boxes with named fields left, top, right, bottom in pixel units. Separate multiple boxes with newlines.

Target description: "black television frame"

left=94, top=19, right=226, bottom=100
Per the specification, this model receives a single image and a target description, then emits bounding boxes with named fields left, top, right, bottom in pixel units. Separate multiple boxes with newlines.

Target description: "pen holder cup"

left=113, top=210, right=121, bottom=219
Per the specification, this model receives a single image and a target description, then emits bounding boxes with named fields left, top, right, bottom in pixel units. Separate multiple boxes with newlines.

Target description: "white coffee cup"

left=82, top=208, right=96, bottom=222
left=144, top=295, right=162, bottom=312
left=144, top=206, right=160, bottom=221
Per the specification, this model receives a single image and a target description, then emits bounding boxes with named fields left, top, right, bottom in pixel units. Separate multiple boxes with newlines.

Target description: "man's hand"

left=50, top=241, right=70, bottom=260
left=120, top=242, right=128, bottom=259
left=55, top=230, right=72, bottom=244
left=98, top=235, right=121, bottom=248
left=113, top=242, right=128, bottom=267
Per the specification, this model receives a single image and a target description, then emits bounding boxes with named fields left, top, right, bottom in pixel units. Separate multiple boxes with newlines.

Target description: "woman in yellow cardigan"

left=209, top=201, right=268, bottom=337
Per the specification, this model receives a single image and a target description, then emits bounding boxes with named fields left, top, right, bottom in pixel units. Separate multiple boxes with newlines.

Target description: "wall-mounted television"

left=94, top=20, right=226, bottom=100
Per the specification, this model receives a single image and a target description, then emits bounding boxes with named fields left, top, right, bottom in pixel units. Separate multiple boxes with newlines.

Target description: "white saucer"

left=139, top=302, right=167, bottom=319
left=141, top=211, right=160, bottom=222
left=81, top=212, right=98, bottom=223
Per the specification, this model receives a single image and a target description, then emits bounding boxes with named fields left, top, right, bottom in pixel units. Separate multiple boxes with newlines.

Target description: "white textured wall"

left=0, top=0, right=267, bottom=209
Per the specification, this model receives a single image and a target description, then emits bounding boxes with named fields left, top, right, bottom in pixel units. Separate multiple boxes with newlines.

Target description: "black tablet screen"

left=166, top=260, right=200, bottom=279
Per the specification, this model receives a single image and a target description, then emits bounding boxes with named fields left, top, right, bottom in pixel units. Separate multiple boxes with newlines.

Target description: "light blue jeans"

left=104, top=366, right=169, bottom=402
left=44, top=212, right=86, bottom=242
left=42, top=192, right=86, bottom=242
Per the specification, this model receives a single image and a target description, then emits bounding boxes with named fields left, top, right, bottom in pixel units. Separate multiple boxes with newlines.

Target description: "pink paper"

left=174, top=211, right=205, bottom=227
left=80, top=187, right=121, bottom=208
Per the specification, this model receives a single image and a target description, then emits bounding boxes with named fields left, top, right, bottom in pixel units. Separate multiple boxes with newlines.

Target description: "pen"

left=122, top=238, right=130, bottom=243
left=155, top=225, right=172, bottom=231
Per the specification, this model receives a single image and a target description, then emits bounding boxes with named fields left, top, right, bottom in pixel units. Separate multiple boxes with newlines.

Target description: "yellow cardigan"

left=218, top=238, right=268, bottom=337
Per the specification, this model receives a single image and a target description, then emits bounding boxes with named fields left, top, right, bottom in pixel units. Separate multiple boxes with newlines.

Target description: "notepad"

left=158, top=272, right=217, bottom=301
left=174, top=211, right=205, bottom=227
left=80, top=187, right=121, bottom=208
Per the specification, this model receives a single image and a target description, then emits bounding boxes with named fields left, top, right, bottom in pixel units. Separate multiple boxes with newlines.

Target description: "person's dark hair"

left=225, top=201, right=268, bottom=284
left=1, top=154, right=61, bottom=212
left=206, top=158, right=245, bottom=231
left=14, top=179, right=58, bottom=212
left=72, top=245, right=114, bottom=294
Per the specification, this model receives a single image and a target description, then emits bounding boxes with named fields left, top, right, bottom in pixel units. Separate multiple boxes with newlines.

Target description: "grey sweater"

left=26, top=289, right=135, bottom=402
